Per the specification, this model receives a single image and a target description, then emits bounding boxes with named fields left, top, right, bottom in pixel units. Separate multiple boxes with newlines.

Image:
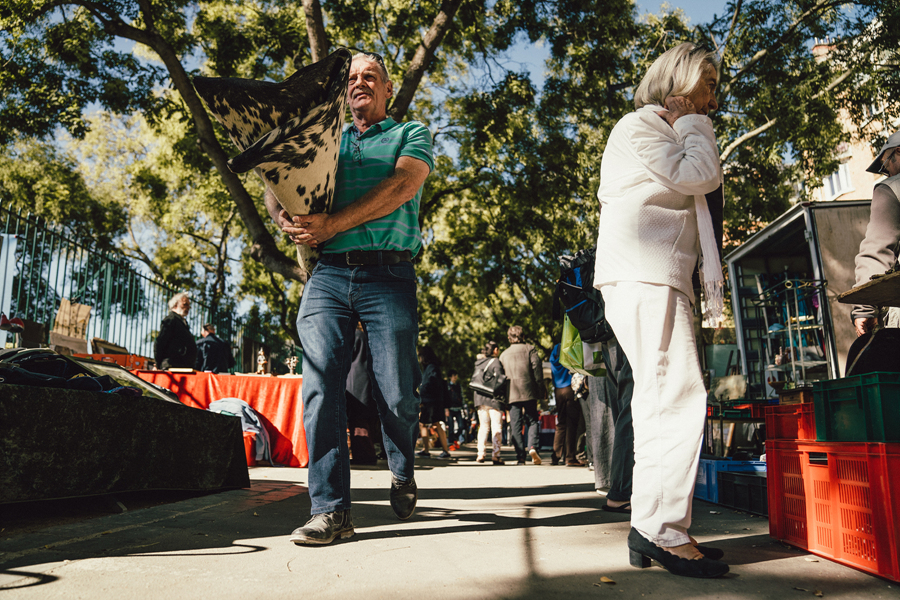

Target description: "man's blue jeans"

left=509, top=400, right=541, bottom=462
left=297, top=259, right=420, bottom=515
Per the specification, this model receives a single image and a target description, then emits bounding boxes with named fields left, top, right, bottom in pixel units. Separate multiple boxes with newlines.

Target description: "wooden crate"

left=779, top=388, right=814, bottom=405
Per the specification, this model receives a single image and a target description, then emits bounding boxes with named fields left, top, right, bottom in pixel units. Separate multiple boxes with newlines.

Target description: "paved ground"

left=1, top=445, right=898, bottom=600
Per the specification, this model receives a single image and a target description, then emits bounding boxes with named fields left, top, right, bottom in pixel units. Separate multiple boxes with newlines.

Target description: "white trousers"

left=477, top=407, right=503, bottom=460
left=600, top=282, right=707, bottom=547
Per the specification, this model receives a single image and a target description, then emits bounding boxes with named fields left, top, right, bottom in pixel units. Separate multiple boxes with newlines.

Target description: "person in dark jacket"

left=444, top=369, right=466, bottom=448
left=195, top=324, right=235, bottom=373
left=473, top=340, right=506, bottom=465
left=154, top=292, right=197, bottom=370
left=417, top=345, right=451, bottom=459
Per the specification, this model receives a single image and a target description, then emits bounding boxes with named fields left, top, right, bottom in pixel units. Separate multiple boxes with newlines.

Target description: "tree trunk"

left=389, top=0, right=464, bottom=121
left=302, top=0, right=330, bottom=63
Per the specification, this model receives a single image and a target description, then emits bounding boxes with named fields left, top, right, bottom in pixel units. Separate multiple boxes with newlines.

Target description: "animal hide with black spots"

left=193, top=48, right=351, bottom=276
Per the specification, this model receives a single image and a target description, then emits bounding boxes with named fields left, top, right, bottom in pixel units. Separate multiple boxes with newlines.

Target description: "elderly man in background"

left=154, top=292, right=196, bottom=370
left=267, top=51, right=433, bottom=545
left=852, top=130, right=900, bottom=336
left=499, top=325, right=545, bottom=465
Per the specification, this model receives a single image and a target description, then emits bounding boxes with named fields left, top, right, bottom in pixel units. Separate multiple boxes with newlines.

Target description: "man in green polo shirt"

left=265, top=51, right=433, bottom=545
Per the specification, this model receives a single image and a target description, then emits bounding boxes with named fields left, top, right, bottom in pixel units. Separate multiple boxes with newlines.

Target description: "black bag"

left=468, top=358, right=507, bottom=399
left=846, top=328, right=900, bottom=376
left=553, top=247, right=615, bottom=344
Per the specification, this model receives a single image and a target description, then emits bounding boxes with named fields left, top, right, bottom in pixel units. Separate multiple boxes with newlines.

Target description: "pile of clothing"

left=0, top=348, right=142, bottom=396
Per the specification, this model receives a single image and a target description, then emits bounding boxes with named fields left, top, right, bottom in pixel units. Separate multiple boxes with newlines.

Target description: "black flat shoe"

left=601, top=501, right=631, bottom=514
left=695, top=544, right=724, bottom=560
left=627, top=528, right=729, bottom=578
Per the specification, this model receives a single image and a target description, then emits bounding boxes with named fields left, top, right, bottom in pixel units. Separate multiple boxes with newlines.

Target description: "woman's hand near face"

left=657, top=96, right=697, bottom=127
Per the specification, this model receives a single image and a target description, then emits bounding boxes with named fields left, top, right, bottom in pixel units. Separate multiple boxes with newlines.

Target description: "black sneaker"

left=390, top=476, right=418, bottom=520
left=289, top=510, right=354, bottom=545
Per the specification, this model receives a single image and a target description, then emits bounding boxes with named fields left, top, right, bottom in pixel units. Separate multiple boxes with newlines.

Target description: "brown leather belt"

left=321, top=250, right=412, bottom=266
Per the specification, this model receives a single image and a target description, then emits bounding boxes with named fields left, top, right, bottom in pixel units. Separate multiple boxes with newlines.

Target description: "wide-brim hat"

left=866, top=130, right=900, bottom=174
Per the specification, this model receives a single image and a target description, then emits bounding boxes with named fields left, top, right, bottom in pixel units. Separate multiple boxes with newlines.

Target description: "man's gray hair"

left=633, top=42, right=719, bottom=110
left=352, top=52, right=390, bottom=82
left=168, top=292, right=190, bottom=310
left=507, top=325, right=524, bottom=344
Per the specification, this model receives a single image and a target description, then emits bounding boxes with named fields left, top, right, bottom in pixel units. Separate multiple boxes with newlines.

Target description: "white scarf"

left=694, top=192, right=725, bottom=327
left=642, top=104, right=725, bottom=326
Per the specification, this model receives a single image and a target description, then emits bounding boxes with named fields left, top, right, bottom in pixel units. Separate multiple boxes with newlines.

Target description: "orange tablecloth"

left=134, top=371, right=308, bottom=467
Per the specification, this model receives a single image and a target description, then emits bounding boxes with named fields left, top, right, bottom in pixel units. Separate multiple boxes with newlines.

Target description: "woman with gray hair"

left=593, top=42, right=728, bottom=578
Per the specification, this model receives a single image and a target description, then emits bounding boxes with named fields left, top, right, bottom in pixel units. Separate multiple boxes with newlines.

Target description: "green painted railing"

left=0, top=203, right=303, bottom=373
left=0, top=204, right=227, bottom=360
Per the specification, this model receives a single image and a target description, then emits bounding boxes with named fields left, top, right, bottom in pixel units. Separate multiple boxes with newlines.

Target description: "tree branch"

left=179, top=230, right=216, bottom=247
left=388, top=0, right=464, bottom=121
left=125, top=220, right=164, bottom=278
left=719, top=118, right=776, bottom=163
left=720, top=0, right=743, bottom=59
left=210, top=207, right=238, bottom=316
left=720, top=62, right=857, bottom=163
left=719, top=0, right=846, bottom=98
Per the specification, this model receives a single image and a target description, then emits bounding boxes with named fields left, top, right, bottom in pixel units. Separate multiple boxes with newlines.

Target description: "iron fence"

left=0, top=203, right=232, bottom=360
left=0, top=202, right=304, bottom=373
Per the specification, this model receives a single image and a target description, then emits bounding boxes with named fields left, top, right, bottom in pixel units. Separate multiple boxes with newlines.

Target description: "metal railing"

left=0, top=204, right=233, bottom=359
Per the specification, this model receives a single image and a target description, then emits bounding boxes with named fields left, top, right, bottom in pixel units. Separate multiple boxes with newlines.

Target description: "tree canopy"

left=1, top=0, right=898, bottom=379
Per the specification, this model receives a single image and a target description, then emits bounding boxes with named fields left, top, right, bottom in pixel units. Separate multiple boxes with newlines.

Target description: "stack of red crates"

left=766, top=382, right=900, bottom=581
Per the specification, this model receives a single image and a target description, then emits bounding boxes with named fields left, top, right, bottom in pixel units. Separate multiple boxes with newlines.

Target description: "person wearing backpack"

left=472, top=340, right=506, bottom=465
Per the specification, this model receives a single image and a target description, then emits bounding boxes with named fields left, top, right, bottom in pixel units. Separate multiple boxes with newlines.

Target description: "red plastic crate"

left=767, top=440, right=900, bottom=581
left=750, top=402, right=772, bottom=419
left=766, top=403, right=817, bottom=441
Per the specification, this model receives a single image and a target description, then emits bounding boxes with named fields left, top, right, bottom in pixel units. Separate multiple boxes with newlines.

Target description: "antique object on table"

left=285, top=355, right=298, bottom=375
left=256, top=349, right=267, bottom=375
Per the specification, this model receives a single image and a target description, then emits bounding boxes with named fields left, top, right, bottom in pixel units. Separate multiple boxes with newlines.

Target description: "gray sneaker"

left=289, top=510, right=354, bottom=545
left=390, top=476, right=418, bottom=520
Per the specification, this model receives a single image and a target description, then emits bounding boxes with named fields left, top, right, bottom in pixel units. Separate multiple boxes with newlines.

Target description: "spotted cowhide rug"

left=193, top=48, right=351, bottom=276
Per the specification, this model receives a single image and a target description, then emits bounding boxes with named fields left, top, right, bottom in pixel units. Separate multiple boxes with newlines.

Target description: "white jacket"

left=594, top=105, right=722, bottom=302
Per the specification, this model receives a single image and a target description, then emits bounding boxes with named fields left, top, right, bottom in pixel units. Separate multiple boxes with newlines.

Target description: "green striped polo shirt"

left=325, top=117, right=434, bottom=256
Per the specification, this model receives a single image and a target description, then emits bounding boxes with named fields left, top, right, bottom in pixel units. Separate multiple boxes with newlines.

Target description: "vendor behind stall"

left=852, top=130, right=900, bottom=337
